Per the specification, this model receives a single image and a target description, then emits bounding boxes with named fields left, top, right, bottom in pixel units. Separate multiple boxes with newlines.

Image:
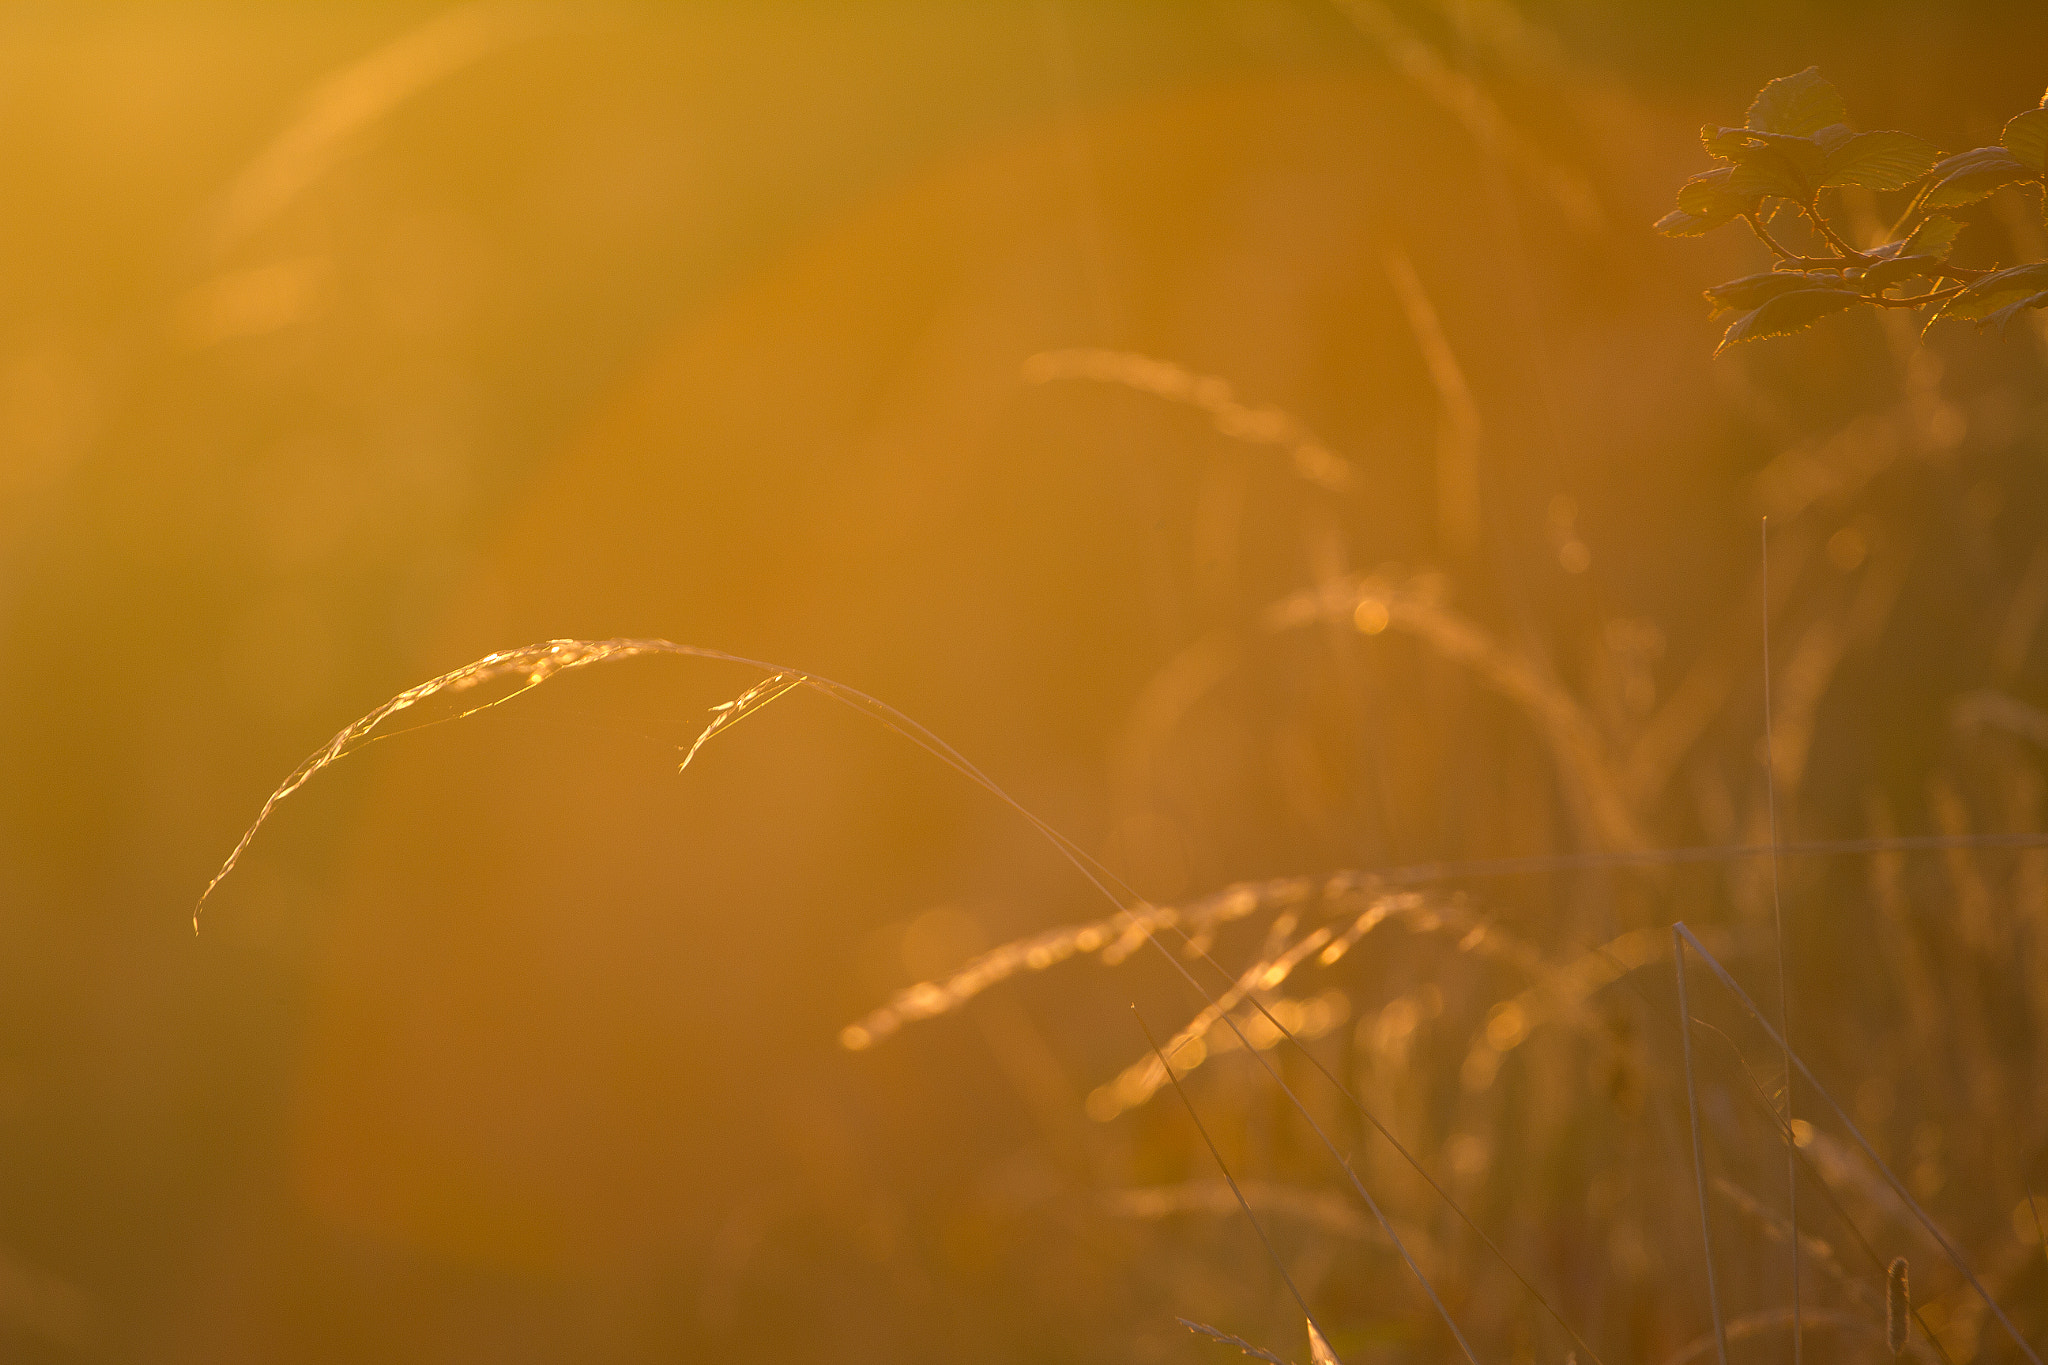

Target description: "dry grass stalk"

left=840, top=874, right=1350, bottom=1051
left=1626, top=530, right=1822, bottom=809
left=1754, top=413, right=1919, bottom=525
left=1021, top=348, right=1353, bottom=491
left=1106, top=1180, right=1380, bottom=1242
left=1863, top=791, right=1944, bottom=1063
left=680, top=672, right=802, bottom=771
left=1887, top=1257, right=1910, bottom=1356
left=1924, top=1228, right=2048, bottom=1365
left=213, top=1, right=550, bottom=252
left=1267, top=571, right=1646, bottom=850
left=845, top=864, right=1554, bottom=1120
left=1383, top=247, right=1482, bottom=557
left=1457, top=924, right=1663, bottom=1091
left=1994, top=538, right=2048, bottom=682
left=1768, top=549, right=1909, bottom=795
left=1953, top=689, right=2048, bottom=751
left=203, top=634, right=1507, bottom=1361
left=1621, top=646, right=1734, bottom=807
left=1928, top=776, right=1998, bottom=956
left=200, top=636, right=1035, bottom=930
left=1328, top=0, right=1605, bottom=233
left=1091, top=986, right=1350, bottom=1120
left=1138, top=1010, right=1349, bottom=1364
left=1111, top=629, right=1238, bottom=809
left=1660, top=1309, right=1889, bottom=1365
left=1757, top=517, right=1805, bottom=1365
left=1672, top=924, right=2041, bottom=1365
left=1179, top=1318, right=1297, bottom=1365
left=842, top=872, right=1451, bottom=1051
left=1090, top=927, right=1333, bottom=1119
left=1711, top=1177, right=1860, bottom=1303
left=199, top=638, right=680, bottom=923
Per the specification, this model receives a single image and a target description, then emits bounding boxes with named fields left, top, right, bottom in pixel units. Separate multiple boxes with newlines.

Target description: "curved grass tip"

left=194, top=638, right=818, bottom=931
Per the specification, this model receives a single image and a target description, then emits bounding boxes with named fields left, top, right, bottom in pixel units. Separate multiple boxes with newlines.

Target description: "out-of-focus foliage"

left=5, top=4, right=2048, bottom=1365
left=1661, top=68, right=2048, bottom=350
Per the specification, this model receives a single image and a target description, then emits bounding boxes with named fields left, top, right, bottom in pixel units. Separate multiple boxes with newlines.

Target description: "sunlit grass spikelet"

left=1021, top=348, right=1354, bottom=491
left=198, top=638, right=993, bottom=929
left=1266, top=570, right=1647, bottom=850
left=680, top=673, right=802, bottom=772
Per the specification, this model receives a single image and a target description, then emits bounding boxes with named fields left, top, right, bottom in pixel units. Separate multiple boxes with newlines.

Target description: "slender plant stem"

left=1806, top=197, right=1872, bottom=264
left=1760, top=518, right=1803, bottom=1365
left=197, top=638, right=1493, bottom=1365
left=1674, top=926, right=1731, bottom=1365
left=1150, top=948, right=1485, bottom=1365
left=1138, top=1007, right=1338, bottom=1364
left=1673, top=924, right=2044, bottom=1365
left=1686, top=1018, right=1956, bottom=1365
left=1218, top=979, right=1604, bottom=1365
left=1744, top=211, right=1805, bottom=265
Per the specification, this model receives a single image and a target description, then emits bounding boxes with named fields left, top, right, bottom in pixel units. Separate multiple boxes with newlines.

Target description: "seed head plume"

left=1178, top=1319, right=1297, bottom=1365
left=1022, top=348, right=1354, bottom=491
left=196, top=638, right=1031, bottom=931
left=681, top=673, right=802, bottom=772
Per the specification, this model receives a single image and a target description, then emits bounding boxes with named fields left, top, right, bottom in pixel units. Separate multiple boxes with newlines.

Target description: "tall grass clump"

left=194, top=29, right=2048, bottom=1365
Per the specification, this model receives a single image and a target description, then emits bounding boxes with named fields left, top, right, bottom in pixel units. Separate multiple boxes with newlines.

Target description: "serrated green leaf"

left=1715, top=287, right=1863, bottom=352
left=1983, top=291, right=2048, bottom=333
left=1812, top=122, right=1856, bottom=155
left=1935, top=263, right=2048, bottom=323
left=1708, top=126, right=1835, bottom=159
left=1659, top=166, right=1758, bottom=235
left=1655, top=208, right=1718, bottom=236
left=1727, top=138, right=1825, bottom=203
left=1822, top=130, right=1940, bottom=190
left=1854, top=255, right=1940, bottom=290
left=2003, top=108, right=2048, bottom=174
left=1918, top=146, right=2034, bottom=211
left=1866, top=216, right=1962, bottom=265
left=1705, top=271, right=1831, bottom=316
left=1904, top=215, right=1963, bottom=259
left=1746, top=68, right=1848, bottom=137
left=1925, top=263, right=2048, bottom=335
left=1703, top=124, right=1749, bottom=159
left=1675, top=167, right=1739, bottom=214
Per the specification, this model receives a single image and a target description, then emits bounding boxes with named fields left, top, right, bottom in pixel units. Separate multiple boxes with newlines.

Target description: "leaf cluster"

left=1658, top=69, right=2048, bottom=352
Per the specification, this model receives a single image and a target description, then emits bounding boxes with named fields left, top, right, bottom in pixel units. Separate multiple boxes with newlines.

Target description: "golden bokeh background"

left=4, top=3, right=2048, bottom=1362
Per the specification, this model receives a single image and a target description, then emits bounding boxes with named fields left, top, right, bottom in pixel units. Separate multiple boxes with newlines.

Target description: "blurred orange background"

left=4, top=3, right=2048, bottom=1362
